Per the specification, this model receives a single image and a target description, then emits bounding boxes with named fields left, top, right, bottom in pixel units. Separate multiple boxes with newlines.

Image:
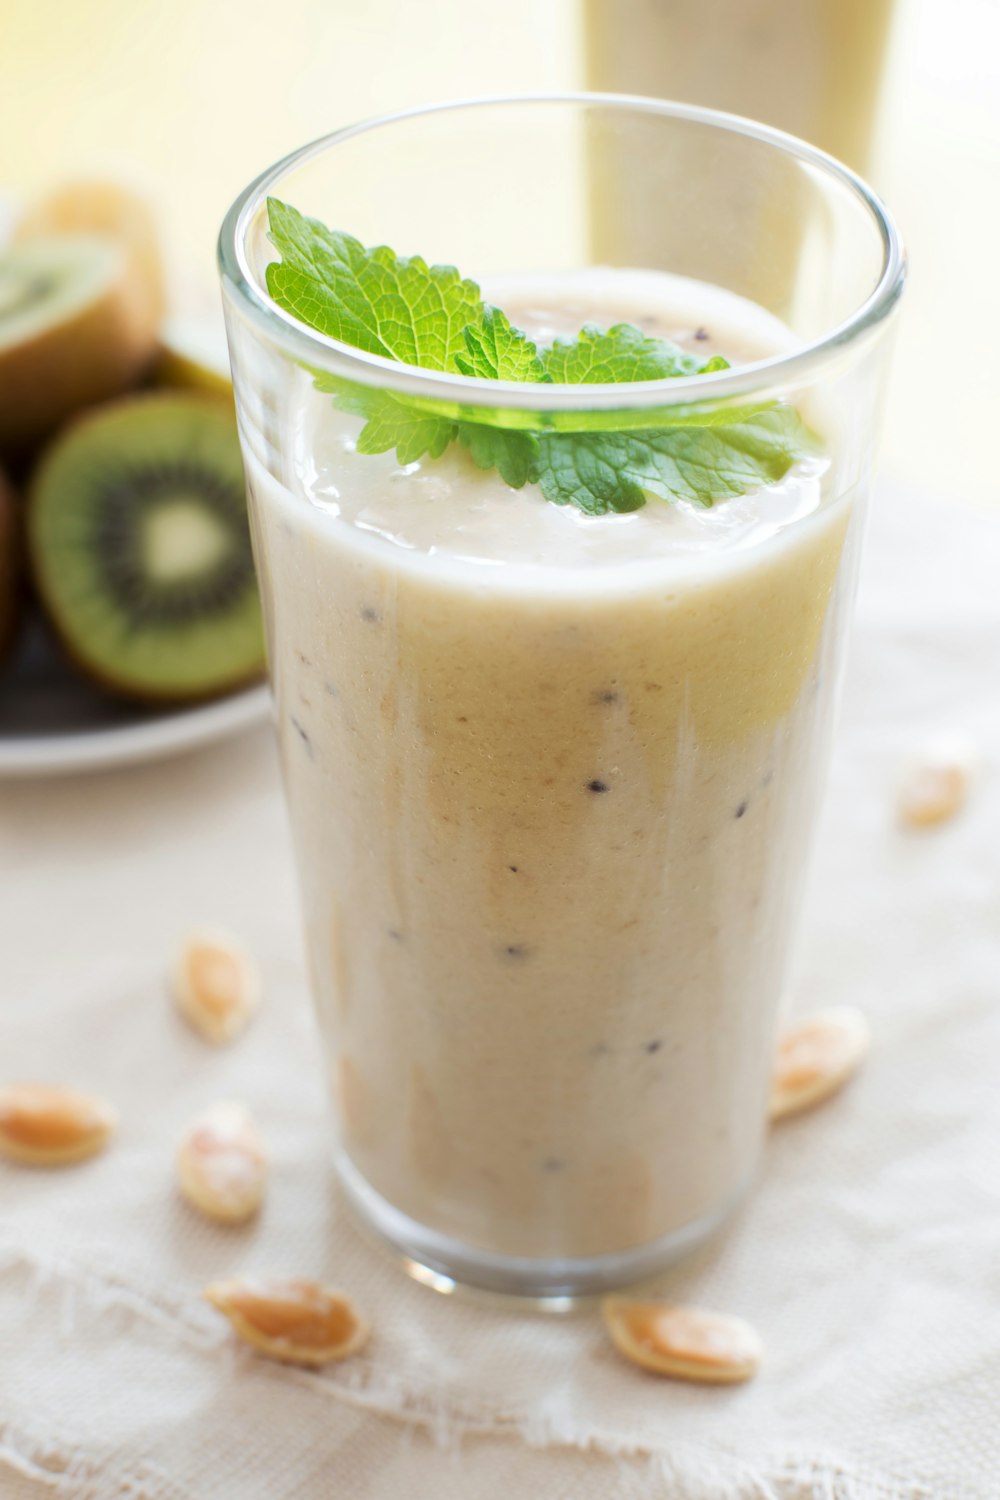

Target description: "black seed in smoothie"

left=503, top=944, right=528, bottom=959
left=735, top=800, right=749, bottom=819
left=456, top=715, right=468, bottom=723
left=694, top=326, right=710, bottom=341
left=645, top=1039, right=663, bottom=1055
left=294, top=649, right=312, bottom=667
left=592, top=687, right=619, bottom=705
left=542, top=1156, right=566, bottom=1173
left=290, top=716, right=313, bottom=758
left=360, top=605, right=381, bottom=623
left=587, top=779, right=610, bottom=794
left=508, top=865, right=519, bottom=874
left=387, top=928, right=404, bottom=943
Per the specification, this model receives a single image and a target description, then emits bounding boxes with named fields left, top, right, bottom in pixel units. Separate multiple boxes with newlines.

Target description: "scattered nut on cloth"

left=1, top=480, right=998, bottom=1500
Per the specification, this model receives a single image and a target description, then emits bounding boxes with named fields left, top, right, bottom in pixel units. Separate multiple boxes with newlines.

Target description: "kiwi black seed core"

left=29, top=393, right=265, bottom=701
left=0, top=270, right=56, bottom=322
left=93, top=460, right=254, bottom=625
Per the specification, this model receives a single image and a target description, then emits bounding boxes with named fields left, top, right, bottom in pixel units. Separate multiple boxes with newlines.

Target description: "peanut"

left=770, top=1006, right=870, bottom=1121
left=204, top=1276, right=369, bottom=1366
left=899, top=736, right=978, bottom=828
left=171, top=929, right=260, bottom=1044
left=177, top=1102, right=266, bottom=1224
left=0, top=1083, right=117, bottom=1165
left=602, top=1296, right=762, bottom=1384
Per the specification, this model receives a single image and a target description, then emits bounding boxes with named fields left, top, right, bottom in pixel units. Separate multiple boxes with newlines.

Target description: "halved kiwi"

left=28, top=393, right=264, bottom=702
left=153, top=314, right=233, bottom=400
left=0, top=235, right=158, bottom=457
left=15, top=178, right=165, bottom=325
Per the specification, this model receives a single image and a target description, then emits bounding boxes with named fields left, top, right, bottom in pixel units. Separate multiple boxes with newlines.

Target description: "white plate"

left=0, top=620, right=271, bottom=777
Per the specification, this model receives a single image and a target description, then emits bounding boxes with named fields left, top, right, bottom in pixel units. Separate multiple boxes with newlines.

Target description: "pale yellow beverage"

left=584, top=0, right=896, bottom=174
left=583, top=0, right=897, bottom=314
left=243, top=269, right=859, bottom=1275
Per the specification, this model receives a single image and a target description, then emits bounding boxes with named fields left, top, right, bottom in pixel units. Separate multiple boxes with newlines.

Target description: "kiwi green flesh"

left=0, top=236, right=119, bottom=351
left=29, top=394, right=265, bottom=701
left=154, top=314, right=233, bottom=397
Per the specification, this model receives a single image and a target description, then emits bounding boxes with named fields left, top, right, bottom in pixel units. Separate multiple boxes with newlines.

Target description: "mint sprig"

left=266, top=199, right=481, bottom=371
left=266, top=199, right=818, bottom=514
left=542, top=322, right=727, bottom=384
left=456, top=305, right=551, bottom=383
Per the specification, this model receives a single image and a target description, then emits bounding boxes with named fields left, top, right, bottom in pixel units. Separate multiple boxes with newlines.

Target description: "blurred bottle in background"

left=583, top=0, right=897, bottom=316
left=584, top=0, right=896, bottom=173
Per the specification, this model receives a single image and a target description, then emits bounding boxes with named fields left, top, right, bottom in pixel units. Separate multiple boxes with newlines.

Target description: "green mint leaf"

left=311, top=374, right=456, bottom=465
left=266, top=198, right=483, bottom=372
left=353, top=392, right=455, bottom=465
left=533, top=434, right=647, bottom=514
left=535, top=405, right=816, bottom=514
left=542, top=323, right=728, bottom=384
left=265, top=201, right=822, bottom=516
left=455, top=306, right=551, bottom=383
left=457, top=424, right=538, bottom=489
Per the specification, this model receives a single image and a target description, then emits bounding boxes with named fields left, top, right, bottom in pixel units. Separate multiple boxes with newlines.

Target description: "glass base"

left=335, top=1150, right=750, bottom=1300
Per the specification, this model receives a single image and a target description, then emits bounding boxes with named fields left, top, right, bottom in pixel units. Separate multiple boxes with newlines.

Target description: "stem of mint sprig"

left=265, top=198, right=819, bottom=516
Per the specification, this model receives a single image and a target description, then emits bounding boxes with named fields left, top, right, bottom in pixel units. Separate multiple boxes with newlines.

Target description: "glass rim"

left=218, top=92, right=906, bottom=410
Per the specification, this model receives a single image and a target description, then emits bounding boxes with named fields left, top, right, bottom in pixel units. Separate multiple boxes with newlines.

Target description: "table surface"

left=2, top=479, right=999, bottom=1500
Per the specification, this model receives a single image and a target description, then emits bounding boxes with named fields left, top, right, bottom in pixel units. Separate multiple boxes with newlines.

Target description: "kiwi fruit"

left=153, top=314, right=233, bottom=400
left=28, top=393, right=265, bottom=702
left=0, top=234, right=158, bottom=457
left=15, top=178, right=165, bottom=326
left=0, top=469, right=22, bottom=666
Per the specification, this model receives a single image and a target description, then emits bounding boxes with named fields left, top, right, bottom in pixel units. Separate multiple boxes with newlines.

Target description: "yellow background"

left=1, top=0, right=997, bottom=507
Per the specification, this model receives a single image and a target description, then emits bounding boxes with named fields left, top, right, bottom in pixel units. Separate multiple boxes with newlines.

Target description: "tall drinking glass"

left=584, top=0, right=897, bottom=175
left=219, top=96, right=903, bottom=1297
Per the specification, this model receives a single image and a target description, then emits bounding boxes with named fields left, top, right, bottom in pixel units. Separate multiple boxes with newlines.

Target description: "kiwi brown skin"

left=0, top=236, right=159, bottom=460
left=0, top=469, right=23, bottom=667
left=26, top=392, right=265, bottom=705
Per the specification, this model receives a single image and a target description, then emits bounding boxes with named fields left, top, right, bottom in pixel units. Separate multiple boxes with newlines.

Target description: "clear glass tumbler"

left=219, top=95, right=903, bottom=1297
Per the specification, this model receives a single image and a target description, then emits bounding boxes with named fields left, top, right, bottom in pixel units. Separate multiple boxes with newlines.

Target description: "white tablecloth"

left=1, top=477, right=997, bottom=1500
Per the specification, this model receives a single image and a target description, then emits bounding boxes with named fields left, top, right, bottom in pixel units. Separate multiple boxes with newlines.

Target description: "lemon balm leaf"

left=535, top=406, right=817, bottom=512
left=542, top=323, right=729, bottom=384
left=457, top=424, right=538, bottom=489
left=456, top=306, right=551, bottom=383
left=264, top=200, right=820, bottom=515
left=266, top=199, right=483, bottom=372
left=352, top=392, right=456, bottom=466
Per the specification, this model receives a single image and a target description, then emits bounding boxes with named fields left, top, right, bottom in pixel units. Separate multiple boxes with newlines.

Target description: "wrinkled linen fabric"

left=1, top=480, right=996, bottom=1500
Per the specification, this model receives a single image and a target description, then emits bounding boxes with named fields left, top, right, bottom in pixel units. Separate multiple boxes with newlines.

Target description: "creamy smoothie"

left=243, top=270, right=858, bottom=1271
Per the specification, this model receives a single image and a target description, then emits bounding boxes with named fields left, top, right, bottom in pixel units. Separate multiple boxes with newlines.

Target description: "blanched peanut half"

left=602, top=1297, right=763, bottom=1384
left=899, top=735, right=978, bottom=828
left=171, top=929, right=260, bottom=1044
left=204, top=1276, right=369, bottom=1366
left=770, top=1006, right=870, bottom=1121
left=177, top=1102, right=267, bottom=1224
left=0, top=1083, right=117, bottom=1165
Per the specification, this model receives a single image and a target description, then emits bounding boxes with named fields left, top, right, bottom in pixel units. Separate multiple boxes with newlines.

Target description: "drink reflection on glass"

left=220, top=96, right=903, bottom=1298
